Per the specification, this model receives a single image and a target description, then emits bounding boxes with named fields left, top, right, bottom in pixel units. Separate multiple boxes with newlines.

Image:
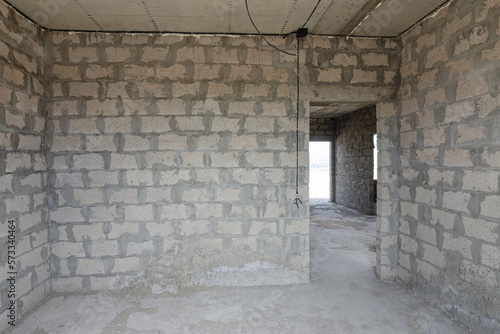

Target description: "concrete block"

left=180, top=152, right=205, bottom=168
left=123, top=135, right=150, bottom=151
left=424, top=88, right=446, bottom=106
left=52, top=277, right=83, bottom=292
left=229, top=65, right=252, bottom=80
left=260, top=66, right=289, bottom=82
left=106, top=47, right=132, bottom=62
left=362, top=53, right=389, bottom=67
left=69, top=46, right=98, bottom=63
left=110, top=188, right=138, bottom=204
left=161, top=204, right=188, bottom=220
left=249, top=221, right=277, bottom=235
left=416, top=259, right=439, bottom=282
left=456, top=124, right=486, bottom=144
left=86, top=100, right=117, bottom=116
left=228, top=135, right=259, bottom=151
left=442, top=191, right=471, bottom=212
left=456, top=76, right=489, bottom=102
left=51, top=242, right=85, bottom=257
left=145, top=151, right=177, bottom=168
left=417, top=224, right=437, bottom=246
left=443, top=232, right=472, bottom=260
left=243, top=84, right=272, bottom=98
left=91, top=239, right=119, bottom=257
left=50, top=207, right=83, bottom=223
left=317, top=68, right=342, bottom=82
left=209, top=152, right=240, bottom=167
left=51, top=100, right=80, bottom=116
left=422, top=243, right=446, bottom=267
left=414, top=148, right=438, bottom=166
left=159, top=169, right=191, bottom=185
left=73, top=153, right=104, bottom=170
left=51, top=135, right=81, bottom=151
left=85, top=135, right=116, bottom=152
left=227, top=101, right=256, bottom=116
left=89, top=206, right=117, bottom=222
left=245, top=152, right=274, bottom=168
left=483, top=151, right=500, bottom=168
left=285, top=220, right=308, bottom=234
left=125, top=205, right=154, bottom=221
left=478, top=93, right=500, bottom=118
left=69, top=119, right=100, bottom=134
left=113, top=257, right=140, bottom=273
left=351, top=69, right=378, bottom=83
left=244, top=118, right=275, bottom=133
left=415, top=188, right=437, bottom=205
left=104, top=117, right=132, bottom=133
left=107, top=222, right=139, bottom=239
left=141, top=116, right=171, bottom=133
left=481, top=195, right=500, bottom=219
left=422, top=127, right=445, bottom=147
left=88, top=171, right=120, bottom=186
left=418, top=70, right=437, bottom=91
left=245, top=49, right=273, bottom=65
left=443, top=149, right=473, bottom=167
left=216, top=188, right=241, bottom=202
left=86, top=65, right=114, bottom=80
left=146, top=222, right=174, bottom=237
left=400, top=234, right=418, bottom=254
left=428, top=169, right=455, bottom=187
left=462, top=170, right=499, bottom=193
left=3, top=65, right=25, bottom=86
left=157, top=64, right=186, bottom=80
left=218, top=221, right=242, bottom=235
left=76, top=258, right=105, bottom=275
left=481, top=244, right=500, bottom=269
left=109, top=153, right=139, bottom=169
left=330, top=53, right=357, bottom=67
left=206, top=82, right=233, bottom=97
left=73, top=188, right=103, bottom=205
left=179, top=220, right=210, bottom=236
left=195, top=203, right=224, bottom=219
left=462, top=217, right=498, bottom=244
left=176, top=47, right=206, bottom=63
left=444, top=100, right=476, bottom=123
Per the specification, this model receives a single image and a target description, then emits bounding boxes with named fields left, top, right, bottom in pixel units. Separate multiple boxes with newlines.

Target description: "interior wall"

left=0, top=2, right=50, bottom=330
left=45, top=32, right=311, bottom=292
left=397, top=0, right=500, bottom=332
left=333, top=106, right=376, bottom=214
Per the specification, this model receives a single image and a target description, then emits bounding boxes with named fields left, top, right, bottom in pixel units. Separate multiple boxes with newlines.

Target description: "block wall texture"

left=334, top=106, right=376, bottom=215
left=45, top=33, right=314, bottom=292
left=398, top=0, right=500, bottom=332
left=309, top=118, right=334, bottom=141
left=43, top=32, right=401, bottom=293
left=0, top=2, right=49, bottom=331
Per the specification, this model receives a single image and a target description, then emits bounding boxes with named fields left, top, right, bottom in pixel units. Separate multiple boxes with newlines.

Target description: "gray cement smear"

left=7, top=201, right=470, bottom=334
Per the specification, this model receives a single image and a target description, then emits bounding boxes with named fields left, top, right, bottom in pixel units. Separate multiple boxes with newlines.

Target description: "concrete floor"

left=8, top=200, right=471, bottom=334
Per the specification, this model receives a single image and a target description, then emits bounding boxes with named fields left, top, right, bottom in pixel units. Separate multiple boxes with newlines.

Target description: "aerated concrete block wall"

left=0, top=2, right=50, bottom=330
left=334, top=105, right=376, bottom=215
left=45, top=33, right=312, bottom=292
left=44, top=32, right=401, bottom=293
left=398, top=0, right=500, bottom=332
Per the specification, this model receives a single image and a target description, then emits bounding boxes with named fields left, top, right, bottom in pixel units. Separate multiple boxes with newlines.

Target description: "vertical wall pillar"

left=375, top=102, right=400, bottom=280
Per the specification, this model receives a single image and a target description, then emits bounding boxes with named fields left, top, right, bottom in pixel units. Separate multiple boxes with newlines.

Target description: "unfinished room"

left=0, top=0, right=499, bottom=332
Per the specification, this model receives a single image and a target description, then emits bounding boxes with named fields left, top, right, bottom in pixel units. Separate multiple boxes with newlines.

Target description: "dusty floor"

left=8, top=200, right=471, bottom=334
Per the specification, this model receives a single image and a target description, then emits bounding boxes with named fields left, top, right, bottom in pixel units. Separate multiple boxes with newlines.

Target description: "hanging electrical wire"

left=244, top=0, right=297, bottom=56
left=245, top=0, right=319, bottom=208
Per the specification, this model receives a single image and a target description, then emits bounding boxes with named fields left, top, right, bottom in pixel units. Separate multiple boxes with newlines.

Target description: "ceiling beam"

left=339, top=0, right=383, bottom=35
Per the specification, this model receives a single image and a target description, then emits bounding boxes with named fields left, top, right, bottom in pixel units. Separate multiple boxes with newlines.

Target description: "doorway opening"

left=309, top=141, right=331, bottom=199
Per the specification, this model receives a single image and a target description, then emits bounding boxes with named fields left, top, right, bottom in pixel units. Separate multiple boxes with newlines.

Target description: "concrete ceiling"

left=7, top=0, right=448, bottom=37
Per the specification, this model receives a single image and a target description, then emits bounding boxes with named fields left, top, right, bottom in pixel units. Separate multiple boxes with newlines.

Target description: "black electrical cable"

left=301, top=0, right=322, bottom=29
left=244, top=0, right=297, bottom=56
left=295, top=38, right=300, bottom=196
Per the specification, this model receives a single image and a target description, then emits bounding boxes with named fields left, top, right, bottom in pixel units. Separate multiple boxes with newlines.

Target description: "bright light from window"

left=309, top=142, right=331, bottom=199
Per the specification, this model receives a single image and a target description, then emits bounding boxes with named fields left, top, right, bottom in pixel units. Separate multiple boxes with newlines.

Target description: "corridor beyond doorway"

left=309, top=141, right=331, bottom=199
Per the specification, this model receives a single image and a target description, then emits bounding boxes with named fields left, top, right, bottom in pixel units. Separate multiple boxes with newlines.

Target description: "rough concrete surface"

left=7, top=200, right=470, bottom=334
